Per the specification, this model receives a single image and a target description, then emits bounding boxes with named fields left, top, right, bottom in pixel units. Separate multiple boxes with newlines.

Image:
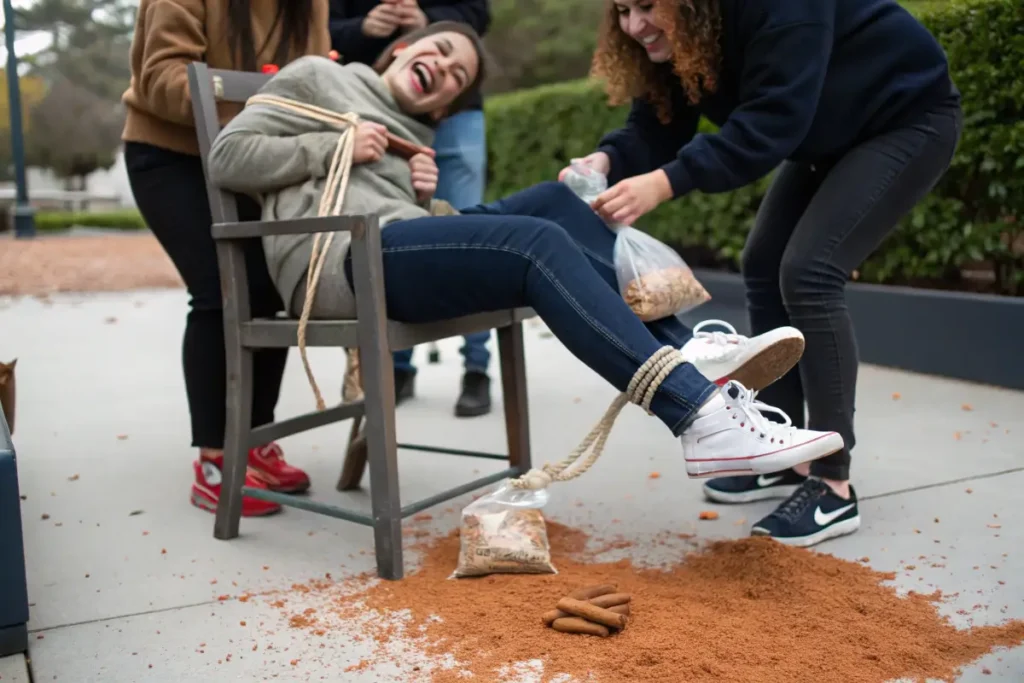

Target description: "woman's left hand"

left=591, top=170, right=674, bottom=226
left=409, top=152, right=439, bottom=202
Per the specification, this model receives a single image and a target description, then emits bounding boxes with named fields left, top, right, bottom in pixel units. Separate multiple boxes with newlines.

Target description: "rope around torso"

left=245, top=93, right=361, bottom=410
left=509, top=345, right=686, bottom=491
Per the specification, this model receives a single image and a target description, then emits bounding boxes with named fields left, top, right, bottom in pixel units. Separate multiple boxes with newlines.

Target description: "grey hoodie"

left=207, top=56, right=436, bottom=319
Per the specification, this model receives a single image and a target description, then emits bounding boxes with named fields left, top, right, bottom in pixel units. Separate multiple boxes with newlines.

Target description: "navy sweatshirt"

left=328, top=0, right=490, bottom=111
left=598, top=0, right=956, bottom=198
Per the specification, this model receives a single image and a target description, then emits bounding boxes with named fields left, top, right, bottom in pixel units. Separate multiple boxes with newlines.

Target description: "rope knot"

left=507, top=346, right=685, bottom=492
left=512, top=468, right=554, bottom=491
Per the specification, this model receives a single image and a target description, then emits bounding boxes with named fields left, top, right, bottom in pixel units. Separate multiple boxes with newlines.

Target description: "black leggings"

left=743, top=95, right=963, bottom=480
left=124, top=141, right=287, bottom=449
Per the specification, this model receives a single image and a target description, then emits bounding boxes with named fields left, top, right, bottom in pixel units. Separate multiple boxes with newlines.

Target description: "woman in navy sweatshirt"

left=563, top=0, right=962, bottom=547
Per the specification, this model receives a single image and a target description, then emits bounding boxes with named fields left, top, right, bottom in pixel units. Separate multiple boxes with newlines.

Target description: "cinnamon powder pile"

left=268, top=523, right=1024, bottom=682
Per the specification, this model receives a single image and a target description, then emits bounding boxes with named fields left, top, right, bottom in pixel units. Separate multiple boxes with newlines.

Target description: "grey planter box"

left=0, top=411, right=28, bottom=656
left=680, top=269, right=1024, bottom=391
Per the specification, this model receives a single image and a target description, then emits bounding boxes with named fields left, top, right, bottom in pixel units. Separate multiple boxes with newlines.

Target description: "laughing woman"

left=564, top=0, right=962, bottom=546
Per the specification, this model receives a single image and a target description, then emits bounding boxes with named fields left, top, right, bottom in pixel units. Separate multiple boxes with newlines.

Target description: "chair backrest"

left=187, top=62, right=272, bottom=225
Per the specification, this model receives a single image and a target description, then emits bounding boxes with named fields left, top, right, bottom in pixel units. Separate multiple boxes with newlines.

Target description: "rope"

left=509, top=345, right=686, bottom=490
left=245, top=93, right=362, bottom=410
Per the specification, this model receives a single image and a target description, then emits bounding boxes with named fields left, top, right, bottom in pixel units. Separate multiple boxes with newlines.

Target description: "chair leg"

left=214, top=347, right=253, bottom=540
left=498, top=322, right=532, bottom=474
left=336, top=414, right=367, bottom=491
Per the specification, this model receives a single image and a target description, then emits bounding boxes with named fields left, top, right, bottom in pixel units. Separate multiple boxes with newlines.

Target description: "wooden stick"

left=556, top=597, right=627, bottom=630
left=552, top=617, right=609, bottom=637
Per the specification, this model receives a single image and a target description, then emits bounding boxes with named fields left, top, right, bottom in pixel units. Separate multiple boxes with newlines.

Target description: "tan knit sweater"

left=121, top=0, right=331, bottom=156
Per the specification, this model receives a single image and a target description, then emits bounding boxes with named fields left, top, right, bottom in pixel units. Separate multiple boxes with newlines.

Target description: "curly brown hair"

left=591, top=0, right=722, bottom=124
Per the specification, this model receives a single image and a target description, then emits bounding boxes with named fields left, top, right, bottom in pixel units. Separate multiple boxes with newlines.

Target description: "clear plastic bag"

left=562, top=162, right=711, bottom=322
left=451, top=484, right=557, bottom=579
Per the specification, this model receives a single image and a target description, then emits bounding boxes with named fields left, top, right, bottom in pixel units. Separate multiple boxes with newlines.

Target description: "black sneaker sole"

left=703, top=481, right=802, bottom=504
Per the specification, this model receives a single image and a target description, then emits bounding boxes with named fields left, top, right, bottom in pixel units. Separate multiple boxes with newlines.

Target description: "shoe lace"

left=255, top=442, right=284, bottom=462
left=690, top=319, right=745, bottom=360
left=773, top=479, right=828, bottom=523
left=728, top=382, right=793, bottom=438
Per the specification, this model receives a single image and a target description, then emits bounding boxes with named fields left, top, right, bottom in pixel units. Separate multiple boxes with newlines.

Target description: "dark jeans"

left=345, top=181, right=715, bottom=433
left=743, top=95, right=963, bottom=481
left=124, top=141, right=288, bottom=450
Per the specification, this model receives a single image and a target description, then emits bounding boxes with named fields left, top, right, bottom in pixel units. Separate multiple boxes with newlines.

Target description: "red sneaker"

left=247, top=442, right=311, bottom=494
left=190, top=457, right=282, bottom=517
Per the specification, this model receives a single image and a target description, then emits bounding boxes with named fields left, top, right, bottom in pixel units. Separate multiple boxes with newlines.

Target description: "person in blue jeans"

left=328, top=0, right=494, bottom=416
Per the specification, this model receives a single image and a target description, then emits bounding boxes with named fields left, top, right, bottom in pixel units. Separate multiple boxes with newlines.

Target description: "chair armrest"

left=212, top=214, right=375, bottom=239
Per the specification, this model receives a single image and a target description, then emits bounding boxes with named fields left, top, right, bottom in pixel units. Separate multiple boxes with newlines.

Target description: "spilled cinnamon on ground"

left=269, top=522, right=1024, bottom=682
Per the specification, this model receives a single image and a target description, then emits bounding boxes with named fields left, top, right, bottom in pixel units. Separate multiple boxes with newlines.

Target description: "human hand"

left=558, top=151, right=611, bottom=182
left=362, top=3, right=402, bottom=37
left=393, top=0, right=429, bottom=31
left=409, top=151, right=439, bottom=202
left=591, top=169, right=673, bottom=226
left=353, top=121, right=388, bottom=165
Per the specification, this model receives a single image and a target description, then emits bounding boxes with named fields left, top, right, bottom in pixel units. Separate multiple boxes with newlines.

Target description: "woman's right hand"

left=558, top=151, right=611, bottom=181
left=353, top=122, right=388, bottom=165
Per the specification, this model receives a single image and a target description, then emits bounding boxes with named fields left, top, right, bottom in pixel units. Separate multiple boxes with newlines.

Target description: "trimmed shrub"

left=34, top=208, right=146, bottom=232
left=483, top=0, right=1024, bottom=294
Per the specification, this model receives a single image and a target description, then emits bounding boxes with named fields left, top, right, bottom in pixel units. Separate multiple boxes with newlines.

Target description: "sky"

left=0, top=0, right=82, bottom=65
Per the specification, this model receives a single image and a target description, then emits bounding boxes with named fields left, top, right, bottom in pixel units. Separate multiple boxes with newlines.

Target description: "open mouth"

left=639, top=33, right=664, bottom=50
left=410, top=61, right=435, bottom=95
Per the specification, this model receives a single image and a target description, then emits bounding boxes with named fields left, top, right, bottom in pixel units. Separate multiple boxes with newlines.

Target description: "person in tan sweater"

left=122, top=0, right=331, bottom=518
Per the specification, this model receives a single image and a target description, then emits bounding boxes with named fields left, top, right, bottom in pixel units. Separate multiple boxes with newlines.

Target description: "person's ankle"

left=792, top=462, right=811, bottom=477
left=199, top=448, right=223, bottom=462
left=823, top=478, right=851, bottom=499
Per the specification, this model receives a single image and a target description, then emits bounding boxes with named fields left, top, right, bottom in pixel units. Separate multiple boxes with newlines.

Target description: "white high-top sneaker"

left=680, top=381, right=844, bottom=478
left=681, top=320, right=804, bottom=391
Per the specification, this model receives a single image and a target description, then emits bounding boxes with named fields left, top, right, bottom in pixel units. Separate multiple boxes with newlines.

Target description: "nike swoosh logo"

left=757, top=474, right=784, bottom=487
left=814, top=503, right=855, bottom=526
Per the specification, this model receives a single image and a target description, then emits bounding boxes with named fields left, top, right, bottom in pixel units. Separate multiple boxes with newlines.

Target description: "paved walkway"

left=2, top=288, right=1022, bottom=681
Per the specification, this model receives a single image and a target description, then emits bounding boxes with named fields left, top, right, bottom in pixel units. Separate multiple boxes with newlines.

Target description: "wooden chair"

left=187, top=62, right=535, bottom=580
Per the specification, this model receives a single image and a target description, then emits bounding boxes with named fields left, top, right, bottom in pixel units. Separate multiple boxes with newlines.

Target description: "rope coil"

left=509, top=345, right=685, bottom=490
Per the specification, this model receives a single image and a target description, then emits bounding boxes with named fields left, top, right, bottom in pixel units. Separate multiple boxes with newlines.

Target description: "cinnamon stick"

left=556, top=597, right=627, bottom=630
left=541, top=592, right=630, bottom=626
left=590, top=593, right=631, bottom=609
left=551, top=617, right=609, bottom=637
left=568, top=584, right=617, bottom=601
left=608, top=603, right=630, bottom=616
left=385, top=132, right=431, bottom=160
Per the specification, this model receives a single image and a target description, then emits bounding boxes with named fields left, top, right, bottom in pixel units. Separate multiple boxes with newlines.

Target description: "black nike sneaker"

left=702, top=469, right=808, bottom=504
left=750, top=478, right=860, bottom=547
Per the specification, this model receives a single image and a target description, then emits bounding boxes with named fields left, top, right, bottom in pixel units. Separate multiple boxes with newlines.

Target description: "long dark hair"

left=227, top=0, right=314, bottom=72
left=372, top=21, right=488, bottom=118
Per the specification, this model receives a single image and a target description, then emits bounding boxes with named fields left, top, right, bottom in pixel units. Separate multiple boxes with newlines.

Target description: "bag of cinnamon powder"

left=452, top=485, right=557, bottom=578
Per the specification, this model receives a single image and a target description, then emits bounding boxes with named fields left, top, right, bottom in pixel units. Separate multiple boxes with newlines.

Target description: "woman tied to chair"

left=207, top=21, right=846, bottom=484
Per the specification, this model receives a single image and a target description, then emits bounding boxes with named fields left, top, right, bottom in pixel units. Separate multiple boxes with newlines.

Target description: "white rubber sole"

left=752, top=515, right=862, bottom=548
left=702, top=482, right=802, bottom=504
left=684, top=432, right=844, bottom=479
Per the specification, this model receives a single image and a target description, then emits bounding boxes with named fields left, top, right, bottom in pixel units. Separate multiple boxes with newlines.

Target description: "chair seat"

left=240, top=307, right=537, bottom=349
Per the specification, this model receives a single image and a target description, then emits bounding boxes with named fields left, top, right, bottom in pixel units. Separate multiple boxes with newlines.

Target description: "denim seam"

left=381, top=242, right=698, bottom=411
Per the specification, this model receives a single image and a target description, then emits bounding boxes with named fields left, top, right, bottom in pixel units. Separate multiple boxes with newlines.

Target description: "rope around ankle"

left=244, top=93, right=362, bottom=410
left=509, top=345, right=685, bottom=490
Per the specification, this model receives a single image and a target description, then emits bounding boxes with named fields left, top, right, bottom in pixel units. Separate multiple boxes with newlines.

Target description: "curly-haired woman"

left=563, top=0, right=962, bottom=547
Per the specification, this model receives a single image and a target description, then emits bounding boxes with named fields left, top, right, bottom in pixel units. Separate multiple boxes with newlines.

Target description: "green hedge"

left=483, top=0, right=1024, bottom=295
left=34, top=209, right=145, bottom=232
